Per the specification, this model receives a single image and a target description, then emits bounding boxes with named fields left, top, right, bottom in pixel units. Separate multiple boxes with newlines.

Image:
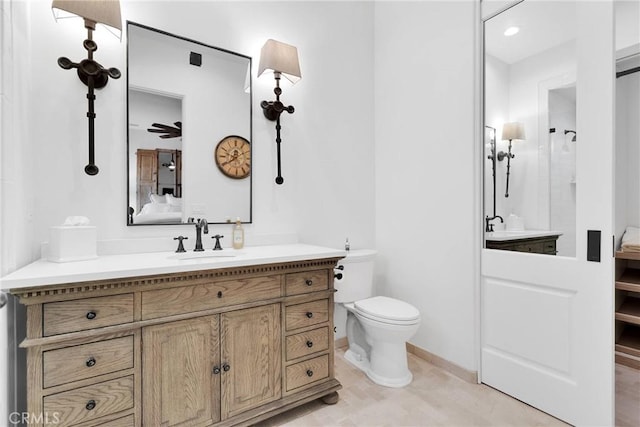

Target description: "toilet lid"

left=354, top=296, right=420, bottom=322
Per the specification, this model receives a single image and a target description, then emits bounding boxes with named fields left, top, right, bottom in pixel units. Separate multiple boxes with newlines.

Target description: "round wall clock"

left=214, top=135, right=251, bottom=179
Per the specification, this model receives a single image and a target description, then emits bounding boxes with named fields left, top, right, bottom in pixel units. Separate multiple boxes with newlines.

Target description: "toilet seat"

left=353, top=296, right=420, bottom=325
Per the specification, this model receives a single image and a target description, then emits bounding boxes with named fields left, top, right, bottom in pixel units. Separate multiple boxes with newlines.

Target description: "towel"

left=621, top=226, right=640, bottom=252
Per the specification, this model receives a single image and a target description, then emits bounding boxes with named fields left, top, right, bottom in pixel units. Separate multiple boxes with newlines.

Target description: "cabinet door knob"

left=86, top=311, right=97, bottom=320
left=85, top=400, right=96, bottom=411
left=305, top=279, right=313, bottom=286
left=213, top=366, right=221, bottom=375
left=222, top=363, right=231, bottom=372
left=306, top=312, right=313, bottom=319
left=85, top=357, right=96, bottom=367
left=217, top=291, right=223, bottom=298
left=306, top=340, right=313, bottom=348
left=306, top=369, right=314, bottom=377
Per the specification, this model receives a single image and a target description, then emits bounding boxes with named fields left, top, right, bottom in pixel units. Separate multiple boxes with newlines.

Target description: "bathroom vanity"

left=485, top=231, right=561, bottom=255
left=1, top=244, right=344, bottom=427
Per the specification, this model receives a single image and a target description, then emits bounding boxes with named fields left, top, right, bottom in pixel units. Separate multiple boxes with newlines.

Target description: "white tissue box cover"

left=48, top=226, right=97, bottom=262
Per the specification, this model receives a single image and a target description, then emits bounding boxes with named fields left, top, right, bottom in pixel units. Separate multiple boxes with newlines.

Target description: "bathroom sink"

left=168, top=251, right=243, bottom=260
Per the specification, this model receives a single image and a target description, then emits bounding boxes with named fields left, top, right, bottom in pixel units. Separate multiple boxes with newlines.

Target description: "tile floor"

left=259, top=349, right=570, bottom=427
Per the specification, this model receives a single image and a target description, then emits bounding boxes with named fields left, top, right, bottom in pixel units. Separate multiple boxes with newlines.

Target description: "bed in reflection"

left=130, top=194, right=183, bottom=225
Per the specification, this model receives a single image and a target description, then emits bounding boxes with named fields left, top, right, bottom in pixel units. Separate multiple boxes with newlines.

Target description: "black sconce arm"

left=58, top=26, right=121, bottom=176
left=261, top=73, right=295, bottom=185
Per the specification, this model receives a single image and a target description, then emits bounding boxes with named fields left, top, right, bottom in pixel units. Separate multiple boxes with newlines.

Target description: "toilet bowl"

left=334, top=250, right=421, bottom=388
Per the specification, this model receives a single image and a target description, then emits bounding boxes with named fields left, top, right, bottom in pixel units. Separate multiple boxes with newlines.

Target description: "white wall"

left=374, top=0, right=478, bottom=372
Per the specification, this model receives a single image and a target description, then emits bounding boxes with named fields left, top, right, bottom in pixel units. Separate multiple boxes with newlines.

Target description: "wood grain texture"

left=285, top=270, right=329, bottom=296
left=141, top=275, right=281, bottom=320
left=43, top=375, right=134, bottom=426
left=94, top=414, right=135, bottom=427
left=286, top=327, right=329, bottom=362
left=285, top=300, right=329, bottom=331
left=43, top=336, right=134, bottom=388
left=221, top=304, right=282, bottom=419
left=142, top=316, right=220, bottom=427
left=285, top=355, right=329, bottom=392
left=43, top=294, right=134, bottom=336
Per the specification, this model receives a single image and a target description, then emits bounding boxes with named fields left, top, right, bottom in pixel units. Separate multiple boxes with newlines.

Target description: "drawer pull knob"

left=213, top=366, right=221, bottom=375
left=217, top=291, right=223, bottom=298
left=306, top=340, right=313, bottom=348
left=306, top=369, right=314, bottom=377
left=223, top=363, right=231, bottom=372
left=306, top=279, right=313, bottom=286
left=85, top=400, right=96, bottom=411
left=85, top=357, right=96, bottom=367
left=86, top=311, right=97, bottom=320
left=306, top=312, right=313, bottom=319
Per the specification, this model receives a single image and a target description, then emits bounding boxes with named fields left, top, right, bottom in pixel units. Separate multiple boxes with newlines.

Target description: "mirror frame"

left=126, top=21, right=253, bottom=226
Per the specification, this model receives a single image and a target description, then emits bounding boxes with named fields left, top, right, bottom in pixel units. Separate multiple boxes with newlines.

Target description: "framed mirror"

left=483, top=1, right=577, bottom=256
left=127, top=22, right=252, bottom=226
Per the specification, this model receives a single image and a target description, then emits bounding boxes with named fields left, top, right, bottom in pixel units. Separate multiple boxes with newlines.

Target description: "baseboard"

left=334, top=336, right=348, bottom=349
left=406, top=342, right=478, bottom=384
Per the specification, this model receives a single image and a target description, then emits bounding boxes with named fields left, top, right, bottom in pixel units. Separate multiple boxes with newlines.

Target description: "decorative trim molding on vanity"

left=2, top=244, right=346, bottom=427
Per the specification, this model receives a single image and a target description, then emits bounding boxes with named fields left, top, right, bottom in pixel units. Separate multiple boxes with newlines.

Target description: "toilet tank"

left=334, top=249, right=377, bottom=303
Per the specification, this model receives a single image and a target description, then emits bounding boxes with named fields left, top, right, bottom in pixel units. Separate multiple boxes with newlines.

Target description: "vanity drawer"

left=43, top=294, right=134, bottom=336
left=285, top=270, right=329, bottom=296
left=286, top=327, right=329, bottom=361
left=43, top=375, right=134, bottom=426
left=141, top=275, right=281, bottom=320
left=99, top=414, right=135, bottom=427
left=43, top=336, right=134, bottom=388
left=285, top=355, right=329, bottom=392
left=285, top=299, right=329, bottom=331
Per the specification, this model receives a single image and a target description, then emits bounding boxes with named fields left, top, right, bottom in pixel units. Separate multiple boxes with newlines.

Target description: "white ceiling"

left=485, top=0, right=639, bottom=65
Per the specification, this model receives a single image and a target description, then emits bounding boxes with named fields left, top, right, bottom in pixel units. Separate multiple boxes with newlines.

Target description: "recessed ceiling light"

left=504, top=26, right=520, bottom=37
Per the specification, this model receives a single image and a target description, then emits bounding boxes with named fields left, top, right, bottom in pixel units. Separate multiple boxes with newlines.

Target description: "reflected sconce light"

left=52, top=0, right=122, bottom=176
left=497, top=121, right=525, bottom=198
left=258, top=39, right=301, bottom=185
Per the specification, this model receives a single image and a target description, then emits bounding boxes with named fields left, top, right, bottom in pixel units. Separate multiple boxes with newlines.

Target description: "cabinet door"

left=143, top=316, right=220, bottom=427
left=220, top=304, right=281, bottom=419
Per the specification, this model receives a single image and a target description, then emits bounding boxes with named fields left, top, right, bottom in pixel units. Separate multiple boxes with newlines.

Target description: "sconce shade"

left=502, top=122, right=525, bottom=141
left=52, top=0, right=122, bottom=35
left=258, top=39, right=301, bottom=84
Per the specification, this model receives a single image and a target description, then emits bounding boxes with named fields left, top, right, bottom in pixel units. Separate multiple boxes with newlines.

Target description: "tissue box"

left=48, top=226, right=97, bottom=262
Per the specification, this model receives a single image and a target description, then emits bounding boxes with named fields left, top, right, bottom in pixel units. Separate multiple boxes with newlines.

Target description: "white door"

left=481, top=1, right=614, bottom=425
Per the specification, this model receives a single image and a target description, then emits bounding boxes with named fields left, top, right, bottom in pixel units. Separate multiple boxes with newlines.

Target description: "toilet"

left=334, top=249, right=420, bottom=388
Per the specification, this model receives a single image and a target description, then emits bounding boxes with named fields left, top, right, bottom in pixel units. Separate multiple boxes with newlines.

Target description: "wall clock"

left=214, top=135, right=251, bottom=179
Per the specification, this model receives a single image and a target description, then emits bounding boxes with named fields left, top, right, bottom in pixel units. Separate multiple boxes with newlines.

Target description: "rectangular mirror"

left=483, top=0, right=576, bottom=256
left=127, top=22, right=252, bottom=226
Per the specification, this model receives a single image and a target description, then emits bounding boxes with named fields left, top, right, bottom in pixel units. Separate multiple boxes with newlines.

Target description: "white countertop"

left=485, top=230, right=563, bottom=242
left=1, top=244, right=346, bottom=291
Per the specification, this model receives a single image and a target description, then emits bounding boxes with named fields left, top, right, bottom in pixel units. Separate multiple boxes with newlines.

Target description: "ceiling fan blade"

left=147, top=128, right=167, bottom=133
left=174, top=122, right=182, bottom=128
left=150, top=123, right=176, bottom=131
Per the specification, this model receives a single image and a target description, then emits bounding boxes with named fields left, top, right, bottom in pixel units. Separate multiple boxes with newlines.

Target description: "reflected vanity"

left=127, top=22, right=252, bottom=225
left=483, top=1, right=575, bottom=256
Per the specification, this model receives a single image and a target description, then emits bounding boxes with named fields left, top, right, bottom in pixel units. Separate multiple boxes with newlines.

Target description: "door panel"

left=142, top=316, right=220, bottom=427
left=220, top=304, right=281, bottom=419
left=481, top=1, right=614, bottom=425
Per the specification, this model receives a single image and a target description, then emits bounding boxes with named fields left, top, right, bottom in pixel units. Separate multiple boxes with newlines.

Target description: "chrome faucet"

left=194, top=218, right=208, bottom=251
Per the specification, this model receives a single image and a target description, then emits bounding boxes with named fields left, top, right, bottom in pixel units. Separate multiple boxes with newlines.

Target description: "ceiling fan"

left=147, top=122, right=182, bottom=139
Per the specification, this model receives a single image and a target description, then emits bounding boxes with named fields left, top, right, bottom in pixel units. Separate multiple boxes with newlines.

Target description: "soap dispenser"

left=232, top=217, right=244, bottom=249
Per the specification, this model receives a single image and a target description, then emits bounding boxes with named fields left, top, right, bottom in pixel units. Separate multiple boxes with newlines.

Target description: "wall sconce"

left=52, top=0, right=122, bottom=176
left=497, top=121, right=525, bottom=198
left=257, top=39, right=301, bottom=185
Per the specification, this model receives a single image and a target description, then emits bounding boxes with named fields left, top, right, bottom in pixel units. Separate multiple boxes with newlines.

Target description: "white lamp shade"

left=52, top=0, right=122, bottom=37
left=257, top=39, right=301, bottom=84
left=502, top=122, right=525, bottom=141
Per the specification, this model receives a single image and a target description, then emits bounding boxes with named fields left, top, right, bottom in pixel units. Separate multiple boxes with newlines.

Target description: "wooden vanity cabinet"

left=11, top=257, right=342, bottom=427
left=485, top=235, right=559, bottom=255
